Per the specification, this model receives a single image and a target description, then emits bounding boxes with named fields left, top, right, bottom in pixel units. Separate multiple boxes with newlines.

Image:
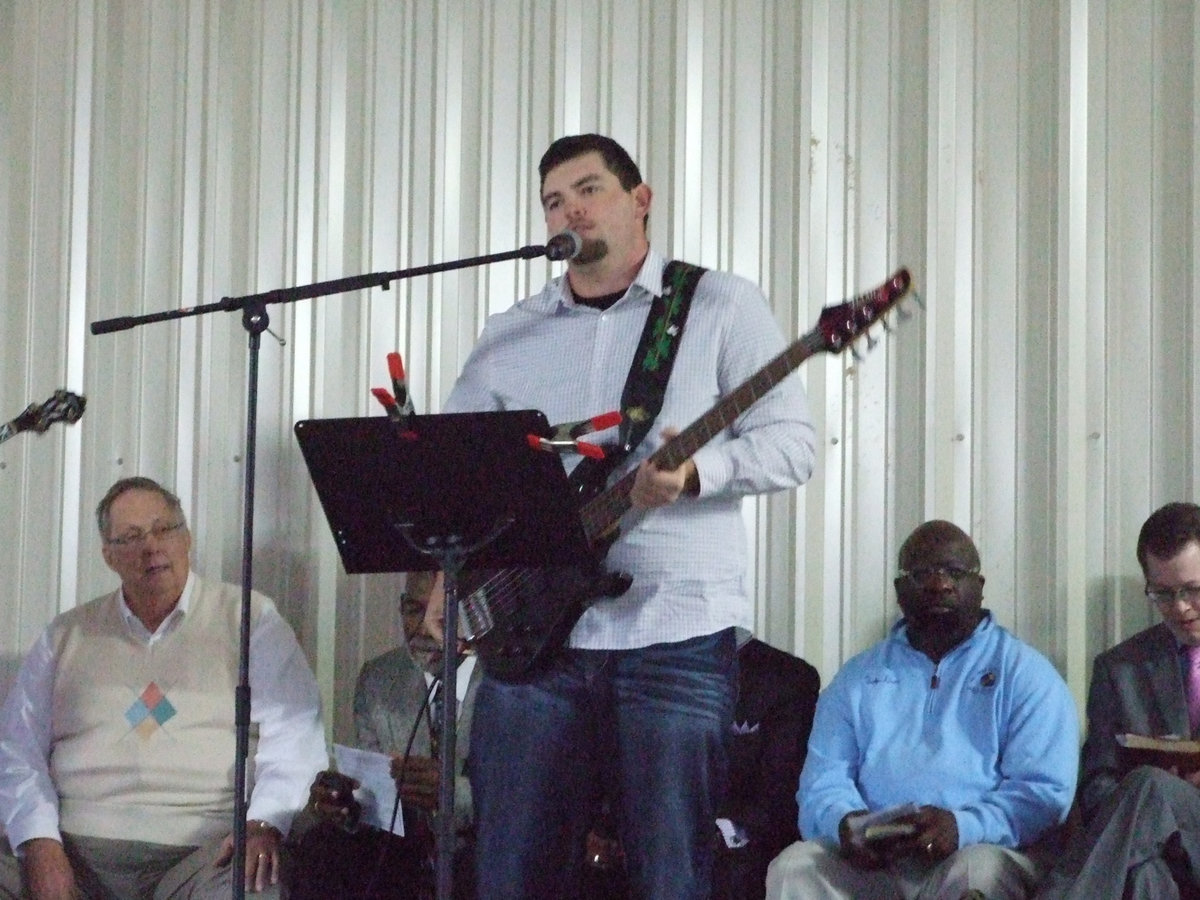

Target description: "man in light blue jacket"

left=767, top=520, right=1078, bottom=900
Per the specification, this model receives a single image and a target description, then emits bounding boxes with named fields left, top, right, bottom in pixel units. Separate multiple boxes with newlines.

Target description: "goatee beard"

left=574, top=238, right=609, bottom=265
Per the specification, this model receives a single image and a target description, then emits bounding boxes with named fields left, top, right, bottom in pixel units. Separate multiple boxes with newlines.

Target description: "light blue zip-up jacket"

left=799, top=613, right=1078, bottom=849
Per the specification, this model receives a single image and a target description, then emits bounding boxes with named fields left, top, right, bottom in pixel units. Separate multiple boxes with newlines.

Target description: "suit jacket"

left=1079, top=622, right=1189, bottom=822
left=353, top=646, right=482, bottom=836
left=714, top=638, right=820, bottom=899
left=287, top=650, right=482, bottom=900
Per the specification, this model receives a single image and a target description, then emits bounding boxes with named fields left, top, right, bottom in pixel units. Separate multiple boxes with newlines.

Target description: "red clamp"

left=370, top=387, right=401, bottom=420
left=372, top=351, right=418, bottom=439
left=387, top=352, right=415, bottom=417
left=527, top=410, right=621, bottom=459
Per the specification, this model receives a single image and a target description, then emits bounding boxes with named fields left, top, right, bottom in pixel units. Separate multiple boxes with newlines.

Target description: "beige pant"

left=766, top=840, right=1042, bottom=900
left=0, top=833, right=282, bottom=900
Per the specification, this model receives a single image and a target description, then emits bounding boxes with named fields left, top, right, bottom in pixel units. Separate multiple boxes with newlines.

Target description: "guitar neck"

left=579, top=329, right=826, bottom=540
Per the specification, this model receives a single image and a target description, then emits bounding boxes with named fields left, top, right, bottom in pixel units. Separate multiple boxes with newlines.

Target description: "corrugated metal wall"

left=0, top=0, right=1196, bottom=745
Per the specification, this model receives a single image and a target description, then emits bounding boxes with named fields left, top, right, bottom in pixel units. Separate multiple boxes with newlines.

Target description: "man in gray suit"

left=1039, top=502, right=1200, bottom=900
left=289, top=571, right=481, bottom=899
left=354, top=570, right=480, bottom=846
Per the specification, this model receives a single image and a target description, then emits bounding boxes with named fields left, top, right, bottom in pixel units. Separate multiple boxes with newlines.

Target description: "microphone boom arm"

left=87, top=233, right=571, bottom=900
left=90, top=241, right=560, bottom=335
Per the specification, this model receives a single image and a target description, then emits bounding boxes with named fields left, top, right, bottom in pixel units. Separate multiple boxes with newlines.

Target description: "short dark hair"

left=95, top=477, right=185, bottom=539
left=538, top=134, right=643, bottom=192
left=896, top=519, right=981, bottom=572
left=1136, top=502, right=1200, bottom=572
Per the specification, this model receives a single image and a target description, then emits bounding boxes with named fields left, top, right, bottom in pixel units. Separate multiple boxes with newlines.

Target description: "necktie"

left=1186, top=645, right=1200, bottom=736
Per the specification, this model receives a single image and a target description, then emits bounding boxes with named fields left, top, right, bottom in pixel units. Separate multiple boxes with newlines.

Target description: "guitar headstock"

left=13, top=390, right=87, bottom=435
left=815, top=268, right=913, bottom=355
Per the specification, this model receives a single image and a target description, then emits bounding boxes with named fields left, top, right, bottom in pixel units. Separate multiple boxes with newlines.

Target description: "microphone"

left=544, top=230, right=583, bottom=262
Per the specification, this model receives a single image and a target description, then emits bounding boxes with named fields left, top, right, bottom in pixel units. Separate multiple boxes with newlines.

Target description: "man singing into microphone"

left=437, top=134, right=817, bottom=898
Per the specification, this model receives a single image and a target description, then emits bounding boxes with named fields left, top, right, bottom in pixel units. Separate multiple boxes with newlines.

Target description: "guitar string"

left=461, top=274, right=909, bottom=638
left=460, top=335, right=838, bottom=627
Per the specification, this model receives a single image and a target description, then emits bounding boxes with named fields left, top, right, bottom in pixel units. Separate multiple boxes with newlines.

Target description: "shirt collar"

left=118, top=570, right=196, bottom=642
left=422, top=654, right=478, bottom=710
left=534, top=248, right=667, bottom=313
left=891, top=608, right=994, bottom=648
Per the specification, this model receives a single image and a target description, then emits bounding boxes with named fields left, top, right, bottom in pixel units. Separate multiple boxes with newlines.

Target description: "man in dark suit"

left=714, top=634, right=820, bottom=899
left=581, top=631, right=819, bottom=900
left=1038, top=502, right=1200, bottom=899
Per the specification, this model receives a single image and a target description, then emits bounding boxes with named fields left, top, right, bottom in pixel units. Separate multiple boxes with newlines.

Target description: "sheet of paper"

left=332, top=743, right=404, bottom=836
left=715, top=817, right=749, bottom=848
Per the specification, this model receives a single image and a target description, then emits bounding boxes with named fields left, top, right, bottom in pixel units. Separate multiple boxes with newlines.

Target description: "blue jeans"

left=469, top=628, right=738, bottom=899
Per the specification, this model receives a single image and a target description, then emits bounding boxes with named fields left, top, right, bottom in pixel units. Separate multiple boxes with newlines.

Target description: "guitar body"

left=464, top=565, right=598, bottom=682
left=464, top=456, right=630, bottom=682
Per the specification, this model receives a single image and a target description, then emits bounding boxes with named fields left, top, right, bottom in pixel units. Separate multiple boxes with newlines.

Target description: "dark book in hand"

left=1116, top=733, right=1200, bottom=774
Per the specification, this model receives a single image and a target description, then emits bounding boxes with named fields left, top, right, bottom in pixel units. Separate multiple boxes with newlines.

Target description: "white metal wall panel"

left=845, top=0, right=894, bottom=635
left=1, top=0, right=1197, bottom=745
left=1, top=2, right=80, bottom=687
left=973, top=0, right=1018, bottom=632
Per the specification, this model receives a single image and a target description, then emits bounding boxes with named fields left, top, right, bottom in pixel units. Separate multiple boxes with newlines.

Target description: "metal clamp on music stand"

left=294, top=409, right=593, bottom=900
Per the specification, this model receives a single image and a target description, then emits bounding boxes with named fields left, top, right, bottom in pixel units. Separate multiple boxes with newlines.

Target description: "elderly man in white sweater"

left=0, top=477, right=327, bottom=899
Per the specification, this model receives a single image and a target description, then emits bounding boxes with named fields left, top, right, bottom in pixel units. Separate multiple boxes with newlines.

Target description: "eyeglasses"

left=106, top=520, right=187, bottom=548
left=898, top=565, right=981, bottom=583
left=1145, top=585, right=1200, bottom=606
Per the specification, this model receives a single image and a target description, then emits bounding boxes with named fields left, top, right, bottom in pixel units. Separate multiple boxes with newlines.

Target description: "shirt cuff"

left=6, top=813, right=63, bottom=855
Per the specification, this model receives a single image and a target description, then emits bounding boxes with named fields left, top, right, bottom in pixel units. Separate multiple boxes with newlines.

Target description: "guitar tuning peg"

left=897, top=306, right=913, bottom=322
left=911, top=291, right=926, bottom=310
left=880, top=316, right=894, bottom=333
left=851, top=344, right=865, bottom=362
left=866, top=332, right=879, bottom=351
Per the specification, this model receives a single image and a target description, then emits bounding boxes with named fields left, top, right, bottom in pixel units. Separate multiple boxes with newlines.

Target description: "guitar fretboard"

left=578, top=329, right=827, bottom=541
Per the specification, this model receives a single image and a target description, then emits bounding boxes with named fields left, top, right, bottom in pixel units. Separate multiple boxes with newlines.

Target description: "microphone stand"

left=90, top=239, right=565, bottom=900
left=394, top=520, right=512, bottom=900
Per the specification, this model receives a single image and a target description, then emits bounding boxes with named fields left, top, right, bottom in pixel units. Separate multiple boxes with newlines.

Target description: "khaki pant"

left=766, top=840, right=1042, bottom=900
left=0, top=833, right=282, bottom=900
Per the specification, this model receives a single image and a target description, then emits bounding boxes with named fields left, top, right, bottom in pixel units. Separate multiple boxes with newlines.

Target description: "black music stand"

left=294, top=409, right=592, bottom=900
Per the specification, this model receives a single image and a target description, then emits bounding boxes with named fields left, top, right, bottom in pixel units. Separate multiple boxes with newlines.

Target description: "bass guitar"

left=464, top=269, right=914, bottom=680
left=0, top=390, right=87, bottom=446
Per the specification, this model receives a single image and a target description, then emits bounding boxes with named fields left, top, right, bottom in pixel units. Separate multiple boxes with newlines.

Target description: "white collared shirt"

left=0, top=571, right=328, bottom=849
left=444, top=249, right=817, bottom=649
left=423, top=654, right=478, bottom=718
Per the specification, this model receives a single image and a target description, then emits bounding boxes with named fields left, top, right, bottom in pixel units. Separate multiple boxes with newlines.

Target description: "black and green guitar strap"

left=614, top=259, right=708, bottom=459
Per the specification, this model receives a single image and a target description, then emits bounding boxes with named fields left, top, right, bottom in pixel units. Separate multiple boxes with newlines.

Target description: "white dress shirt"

left=444, top=249, right=817, bottom=649
left=0, top=571, right=328, bottom=849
